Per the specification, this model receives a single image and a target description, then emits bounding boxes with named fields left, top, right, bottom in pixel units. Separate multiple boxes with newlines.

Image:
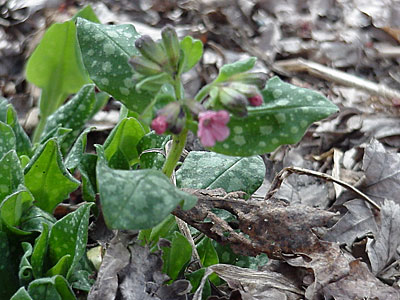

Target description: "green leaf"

left=89, top=91, right=110, bottom=120
left=0, top=232, right=19, bottom=299
left=19, top=242, right=33, bottom=286
left=31, top=223, right=49, bottom=278
left=76, top=18, right=153, bottom=113
left=71, top=5, right=100, bottom=23
left=139, top=151, right=165, bottom=170
left=20, top=206, right=56, bottom=233
left=46, top=255, right=71, bottom=277
left=214, top=57, right=256, bottom=83
left=6, top=105, right=32, bottom=157
left=24, top=139, right=80, bottom=213
left=39, top=126, right=72, bottom=146
left=1, top=189, right=34, bottom=235
left=103, top=117, right=146, bottom=169
left=0, top=121, right=16, bottom=159
left=185, top=268, right=211, bottom=297
left=27, top=275, right=76, bottom=300
left=179, top=36, right=203, bottom=73
left=70, top=269, right=95, bottom=291
left=96, top=145, right=197, bottom=229
left=42, top=84, right=96, bottom=153
left=137, top=131, right=170, bottom=154
left=161, top=231, right=192, bottom=280
left=48, top=203, right=93, bottom=279
left=65, top=127, right=93, bottom=170
left=78, top=154, right=97, bottom=202
left=138, top=214, right=177, bottom=247
left=10, top=287, right=33, bottom=300
left=176, top=151, right=265, bottom=195
left=197, top=237, right=219, bottom=267
left=26, top=20, right=90, bottom=120
left=0, top=97, right=8, bottom=121
left=211, top=76, right=339, bottom=156
left=0, top=150, right=24, bottom=202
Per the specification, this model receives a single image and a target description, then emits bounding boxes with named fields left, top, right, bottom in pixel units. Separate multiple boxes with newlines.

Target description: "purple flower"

left=151, top=115, right=168, bottom=134
left=248, top=94, right=263, bottom=106
left=197, top=110, right=230, bottom=147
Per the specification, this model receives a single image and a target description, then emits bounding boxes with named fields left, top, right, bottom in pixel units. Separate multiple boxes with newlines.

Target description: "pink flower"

left=151, top=115, right=168, bottom=134
left=248, top=94, right=263, bottom=106
left=197, top=110, right=230, bottom=147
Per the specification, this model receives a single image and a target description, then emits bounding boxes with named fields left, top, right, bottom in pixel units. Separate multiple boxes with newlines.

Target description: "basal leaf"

left=10, top=287, right=33, bottom=300
left=197, top=237, right=219, bottom=267
left=161, top=231, right=192, bottom=281
left=78, top=153, right=97, bottom=202
left=96, top=145, right=197, bottom=229
left=0, top=121, right=16, bottom=159
left=214, top=57, right=256, bottom=83
left=24, top=139, right=80, bottom=213
left=0, top=231, right=19, bottom=299
left=1, top=189, right=34, bottom=235
left=48, top=203, right=93, bottom=279
left=27, top=275, right=76, bottom=300
left=6, top=105, right=32, bottom=157
left=176, top=151, right=265, bottom=195
left=31, top=223, right=49, bottom=279
left=20, top=206, right=56, bottom=233
left=0, top=150, right=24, bottom=202
left=76, top=18, right=153, bottom=113
left=46, top=255, right=71, bottom=277
left=211, top=76, right=338, bottom=156
left=103, top=117, right=146, bottom=169
left=19, top=242, right=33, bottom=286
left=137, top=131, right=170, bottom=154
left=42, top=84, right=96, bottom=153
left=139, top=151, right=165, bottom=170
left=65, top=127, right=93, bottom=170
left=179, top=36, right=203, bottom=73
left=0, top=97, right=8, bottom=120
left=26, top=20, right=91, bottom=129
left=71, top=5, right=100, bottom=23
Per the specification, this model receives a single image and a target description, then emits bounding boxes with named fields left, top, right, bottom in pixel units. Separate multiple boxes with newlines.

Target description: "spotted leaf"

left=48, top=203, right=93, bottom=279
left=5, top=105, right=32, bottom=157
left=65, top=127, right=93, bottom=170
left=0, top=121, right=16, bottom=159
left=0, top=150, right=24, bottom=202
left=42, top=84, right=96, bottom=154
left=210, top=76, right=338, bottom=156
left=27, top=275, right=75, bottom=300
left=76, top=18, right=153, bottom=113
left=176, top=151, right=265, bottom=195
left=96, top=145, right=197, bottom=230
left=24, top=139, right=80, bottom=213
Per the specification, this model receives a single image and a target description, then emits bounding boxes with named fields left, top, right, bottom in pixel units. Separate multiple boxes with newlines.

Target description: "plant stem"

left=162, top=128, right=188, bottom=178
left=32, top=117, right=47, bottom=144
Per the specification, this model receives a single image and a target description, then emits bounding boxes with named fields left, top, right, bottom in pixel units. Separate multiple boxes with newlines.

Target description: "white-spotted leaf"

left=176, top=151, right=265, bottom=195
left=27, top=275, right=76, bottom=300
left=48, top=203, right=93, bottom=279
left=76, top=18, right=153, bottom=113
left=65, top=127, right=93, bottom=170
left=42, top=84, right=96, bottom=153
left=6, top=105, right=32, bottom=157
left=211, top=76, right=338, bottom=156
left=0, top=150, right=24, bottom=202
left=0, top=121, right=16, bottom=159
left=96, top=145, right=197, bottom=230
left=24, top=139, right=80, bottom=213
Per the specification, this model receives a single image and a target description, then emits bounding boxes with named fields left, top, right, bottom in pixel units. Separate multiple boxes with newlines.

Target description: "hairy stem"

left=162, top=128, right=188, bottom=178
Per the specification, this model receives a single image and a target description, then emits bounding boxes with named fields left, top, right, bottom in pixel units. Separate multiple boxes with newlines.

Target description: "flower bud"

left=230, top=72, right=267, bottom=89
left=135, top=35, right=168, bottom=65
left=129, top=56, right=163, bottom=75
left=168, top=106, right=186, bottom=134
left=248, top=94, right=263, bottom=106
left=156, top=102, right=186, bottom=134
left=161, top=25, right=180, bottom=69
left=229, top=82, right=260, bottom=98
left=218, top=87, right=248, bottom=117
left=151, top=115, right=168, bottom=134
left=184, top=99, right=205, bottom=116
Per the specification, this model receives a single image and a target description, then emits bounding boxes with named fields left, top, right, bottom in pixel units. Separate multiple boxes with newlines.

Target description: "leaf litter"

left=4, top=0, right=400, bottom=299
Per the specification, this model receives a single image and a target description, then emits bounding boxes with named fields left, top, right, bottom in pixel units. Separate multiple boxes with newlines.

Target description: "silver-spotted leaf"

left=76, top=18, right=153, bottom=113
left=42, top=84, right=96, bottom=153
left=31, top=223, right=49, bottom=279
left=27, top=275, right=76, bottom=300
left=0, top=150, right=24, bottom=202
left=65, top=127, right=93, bottom=170
left=210, top=76, right=338, bottom=156
left=176, top=151, right=265, bottom=195
left=48, top=203, right=93, bottom=279
left=6, top=105, right=32, bottom=157
left=24, top=139, right=80, bottom=213
left=0, top=121, right=16, bottom=159
left=96, top=145, right=197, bottom=230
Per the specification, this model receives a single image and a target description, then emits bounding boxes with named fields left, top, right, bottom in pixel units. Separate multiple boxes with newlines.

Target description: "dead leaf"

left=324, top=199, right=378, bottom=246
left=367, top=200, right=400, bottom=275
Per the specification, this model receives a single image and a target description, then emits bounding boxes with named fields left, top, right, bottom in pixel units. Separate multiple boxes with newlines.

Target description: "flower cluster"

left=130, top=25, right=267, bottom=148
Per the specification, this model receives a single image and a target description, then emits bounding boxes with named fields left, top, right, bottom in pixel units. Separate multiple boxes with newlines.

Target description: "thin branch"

left=264, top=166, right=381, bottom=211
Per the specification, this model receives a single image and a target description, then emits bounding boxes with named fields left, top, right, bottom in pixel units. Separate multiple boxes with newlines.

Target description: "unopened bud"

left=169, top=106, right=186, bottom=134
left=218, top=87, right=248, bottom=117
left=229, top=82, right=260, bottom=98
left=161, top=25, right=180, bottom=69
left=129, top=56, right=162, bottom=75
left=185, top=99, right=205, bottom=116
left=248, top=94, right=263, bottom=106
left=151, top=115, right=168, bottom=134
left=135, top=35, right=167, bottom=65
left=156, top=102, right=186, bottom=134
left=230, top=72, right=267, bottom=89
